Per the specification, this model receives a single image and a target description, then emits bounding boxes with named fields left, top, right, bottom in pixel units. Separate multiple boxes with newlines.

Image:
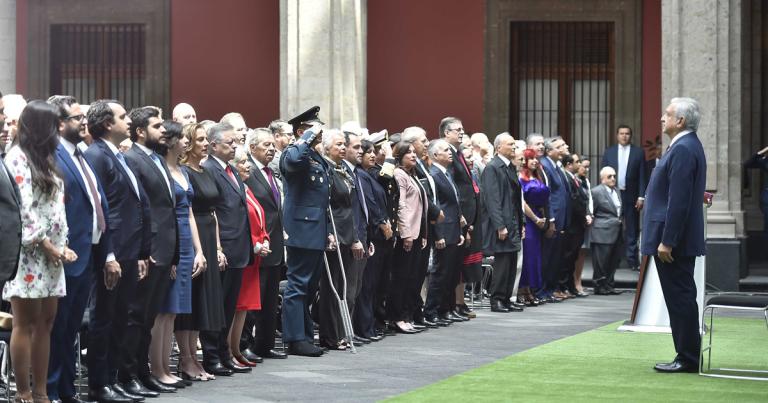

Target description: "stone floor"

left=151, top=292, right=636, bottom=403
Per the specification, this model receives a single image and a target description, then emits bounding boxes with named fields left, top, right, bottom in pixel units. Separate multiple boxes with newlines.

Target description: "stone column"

left=0, top=0, right=16, bottom=93
left=661, top=0, right=743, bottom=289
left=280, top=0, right=366, bottom=128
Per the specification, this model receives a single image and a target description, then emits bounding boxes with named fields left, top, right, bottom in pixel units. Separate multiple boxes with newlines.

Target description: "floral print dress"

left=2, top=146, right=68, bottom=300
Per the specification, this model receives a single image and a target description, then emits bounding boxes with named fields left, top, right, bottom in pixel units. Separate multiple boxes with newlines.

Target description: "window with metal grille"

left=49, top=24, right=146, bottom=109
left=510, top=21, right=614, bottom=173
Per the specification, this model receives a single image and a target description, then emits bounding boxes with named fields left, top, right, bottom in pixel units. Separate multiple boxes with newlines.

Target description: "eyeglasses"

left=65, top=114, right=85, bottom=122
left=448, top=127, right=464, bottom=133
left=607, top=174, right=616, bottom=178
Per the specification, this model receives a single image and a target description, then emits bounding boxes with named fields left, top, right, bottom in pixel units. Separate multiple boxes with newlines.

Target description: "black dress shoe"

left=242, top=348, right=264, bottom=363
left=89, top=386, right=133, bottom=403
left=261, top=349, right=288, bottom=359
left=506, top=304, right=524, bottom=312
left=111, top=383, right=145, bottom=402
left=440, top=312, right=462, bottom=322
left=451, top=310, right=470, bottom=321
left=410, top=323, right=427, bottom=330
left=353, top=335, right=372, bottom=344
left=159, top=379, right=186, bottom=389
left=203, top=362, right=234, bottom=376
left=654, top=360, right=698, bottom=373
left=367, top=334, right=384, bottom=342
left=60, top=396, right=90, bottom=403
left=139, top=376, right=176, bottom=393
left=593, top=286, right=610, bottom=295
left=287, top=340, right=324, bottom=357
left=607, top=288, right=624, bottom=295
left=222, top=358, right=252, bottom=373
left=389, top=323, right=419, bottom=334
left=119, top=379, right=159, bottom=398
left=414, top=318, right=439, bottom=329
left=491, top=300, right=510, bottom=312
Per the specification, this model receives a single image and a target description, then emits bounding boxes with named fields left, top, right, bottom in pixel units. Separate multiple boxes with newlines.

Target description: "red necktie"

left=458, top=152, right=480, bottom=194
left=75, top=149, right=106, bottom=232
left=225, top=165, right=239, bottom=187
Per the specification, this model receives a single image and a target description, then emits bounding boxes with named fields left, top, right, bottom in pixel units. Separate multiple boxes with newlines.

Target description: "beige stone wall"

left=0, top=0, right=15, bottom=94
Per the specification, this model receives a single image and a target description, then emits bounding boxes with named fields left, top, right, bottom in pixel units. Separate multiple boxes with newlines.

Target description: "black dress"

left=175, top=166, right=226, bottom=332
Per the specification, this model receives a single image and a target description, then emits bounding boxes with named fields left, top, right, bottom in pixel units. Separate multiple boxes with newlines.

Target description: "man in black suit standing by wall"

left=122, top=106, right=179, bottom=394
left=601, top=125, right=647, bottom=271
left=243, top=128, right=287, bottom=360
left=0, top=91, right=22, bottom=292
left=85, top=100, right=153, bottom=402
left=202, top=123, right=253, bottom=374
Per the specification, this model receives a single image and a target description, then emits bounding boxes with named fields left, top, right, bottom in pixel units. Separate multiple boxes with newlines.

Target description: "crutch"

left=322, top=206, right=357, bottom=354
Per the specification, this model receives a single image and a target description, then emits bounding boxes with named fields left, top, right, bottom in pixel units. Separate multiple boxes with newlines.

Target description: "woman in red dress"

left=227, top=148, right=270, bottom=367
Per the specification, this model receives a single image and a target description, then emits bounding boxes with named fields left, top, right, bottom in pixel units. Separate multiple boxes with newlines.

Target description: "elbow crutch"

left=322, top=206, right=357, bottom=354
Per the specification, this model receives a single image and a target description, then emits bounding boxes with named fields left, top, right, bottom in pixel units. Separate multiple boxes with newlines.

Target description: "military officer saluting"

left=280, top=106, right=335, bottom=357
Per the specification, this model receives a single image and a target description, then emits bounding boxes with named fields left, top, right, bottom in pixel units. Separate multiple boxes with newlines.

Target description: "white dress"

left=2, top=146, right=68, bottom=300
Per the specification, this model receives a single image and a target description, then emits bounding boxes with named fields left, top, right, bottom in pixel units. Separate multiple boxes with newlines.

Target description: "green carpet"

left=388, top=317, right=768, bottom=402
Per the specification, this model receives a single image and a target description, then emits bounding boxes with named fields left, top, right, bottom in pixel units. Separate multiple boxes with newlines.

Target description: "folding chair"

left=699, top=293, right=768, bottom=381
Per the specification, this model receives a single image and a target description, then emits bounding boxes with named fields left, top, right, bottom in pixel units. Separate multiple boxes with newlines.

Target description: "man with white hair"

left=590, top=166, right=623, bottom=296
left=2, top=94, right=26, bottom=153
left=221, top=112, right=248, bottom=146
left=644, top=97, right=706, bottom=373
left=470, top=132, right=490, bottom=173
left=172, top=103, right=197, bottom=125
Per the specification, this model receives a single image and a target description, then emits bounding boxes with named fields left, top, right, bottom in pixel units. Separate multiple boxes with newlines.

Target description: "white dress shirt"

left=608, top=186, right=622, bottom=216
left=135, top=142, right=173, bottom=197
left=617, top=144, right=630, bottom=190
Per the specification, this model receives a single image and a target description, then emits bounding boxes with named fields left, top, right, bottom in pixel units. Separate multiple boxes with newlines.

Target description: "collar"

left=669, top=130, right=693, bottom=147
left=324, top=156, right=338, bottom=168
left=59, top=137, right=78, bottom=157
left=619, top=144, right=631, bottom=151
left=134, top=142, right=154, bottom=156
left=99, top=138, right=120, bottom=156
left=449, top=144, right=458, bottom=153
left=497, top=154, right=511, bottom=166
left=343, top=159, right=356, bottom=172
left=252, top=156, right=267, bottom=171
left=211, top=155, right=228, bottom=170
left=433, top=161, right=449, bottom=174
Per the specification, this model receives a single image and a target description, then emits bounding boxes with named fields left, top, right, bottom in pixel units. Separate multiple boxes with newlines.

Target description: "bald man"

left=172, top=103, right=197, bottom=125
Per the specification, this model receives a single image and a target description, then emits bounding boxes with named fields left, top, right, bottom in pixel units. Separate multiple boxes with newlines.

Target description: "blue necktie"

left=116, top=152, right=140, bottom=196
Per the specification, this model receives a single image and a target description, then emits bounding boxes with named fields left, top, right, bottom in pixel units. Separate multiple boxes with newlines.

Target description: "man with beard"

left=46, top=96, right=120, bottom=403
left=122, top=107, right=180, bottom=393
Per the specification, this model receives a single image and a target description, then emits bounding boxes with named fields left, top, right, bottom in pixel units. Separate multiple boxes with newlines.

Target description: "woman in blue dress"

left=150, top=121, right=207, bottom=386
left=517, top=148, right=550, bottom=306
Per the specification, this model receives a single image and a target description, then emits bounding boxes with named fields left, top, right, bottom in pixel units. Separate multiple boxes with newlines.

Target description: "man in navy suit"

left=538, top=136, right=570, bottom=301
left=642, top=97, right=706, bottom=373
left=280, top=107, right=332, bottom=357
left=46, top=96, right=118, bottom=403
left=602, top=125, right=647, bottom=271
left=84, top=100, right=153, bottom=402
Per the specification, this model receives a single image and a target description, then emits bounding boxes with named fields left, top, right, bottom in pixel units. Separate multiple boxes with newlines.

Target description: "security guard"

left=280, top=106, right=334, bottom=357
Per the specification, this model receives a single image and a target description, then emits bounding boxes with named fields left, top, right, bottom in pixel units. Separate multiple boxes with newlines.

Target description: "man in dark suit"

left=561, top=153, right=590, bottom=296
left=642, top=97, right=706, bottom=373
left=590, top=167, right=624, bottom=296
left=481, top=134, right=525, bottom=312
left=602, top=125, right=647, bottom=271
left=538, top=137, right=570, bottom=301
left=201, top=122, right=253, bottom=374
left=122, top=106, right=179, bottom=393
left=45, top=96, right=120, bottom=403
left=0, top=92, right=21, bottom=287
left=280, top=108, right=332, bottom=357
left=84, top=100, right=154, bottom=402
left=242, top=128, right=287, bottom=360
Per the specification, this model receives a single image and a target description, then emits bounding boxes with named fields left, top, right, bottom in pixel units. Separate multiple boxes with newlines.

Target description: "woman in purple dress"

left=517, top=148, right=550, bottom=306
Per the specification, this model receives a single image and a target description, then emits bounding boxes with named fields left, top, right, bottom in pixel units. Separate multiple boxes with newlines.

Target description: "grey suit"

left=590, top=184, right=623, bottom=289
left=0, top=158, right=21, bottom=283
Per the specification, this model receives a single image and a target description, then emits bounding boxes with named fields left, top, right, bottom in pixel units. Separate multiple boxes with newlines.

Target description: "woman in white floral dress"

left=3, top=101, right=77, bottom=403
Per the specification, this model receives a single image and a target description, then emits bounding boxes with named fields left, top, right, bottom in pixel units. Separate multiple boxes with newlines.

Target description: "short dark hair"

left=157, top=120, right=183, bottom=156
left=361, top=139, right=375, bottom=155
left=46, top=95, right=78, bottom=119
left=87, top=99, right=121, bottom=139
left=561, top=154, right=574, bottom=166
left=128, top=106, right=161, bottom=142
left=438, top=117, right=461, bottom=138
left=616, top=124, right=633, bottom=136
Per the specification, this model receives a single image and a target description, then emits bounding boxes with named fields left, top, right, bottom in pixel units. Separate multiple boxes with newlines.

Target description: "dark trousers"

left=489, top=252, right=519, bottom=303
left=201, top=266, right=243, bottom=365
left=88, top=259, right=138, bottom=389
left=540, top=233, right=563, bottom=293
left=560, top=229, right=585, bottom=291
left=373, top=240, right=394, bottom=326
left=118, top=263, right=171, bottom=381
left=654, top=255, right=701, bottom=365
left=591, top=241, right=623, bottom=289
left=387, top=239, right=421, bottom=322
left=424, top=244, right=462, bottom=317
left=281, top=247, right=324, bottom=343
left=410, top=242, right=431, bottom=322
left=622, top=193, right=640, bottom=268
left=318, top=246, right=353, bottom=344
left=241, top=264, right=282, bottom=354
left=354, top=240, right=388, bottom=337
left=47, top=258, right=92, bottom=400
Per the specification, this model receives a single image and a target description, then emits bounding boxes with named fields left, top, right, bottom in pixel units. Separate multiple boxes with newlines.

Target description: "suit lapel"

left=57, top=144, right=89, bottom=198
left=102, top=142, right=140, bottom=201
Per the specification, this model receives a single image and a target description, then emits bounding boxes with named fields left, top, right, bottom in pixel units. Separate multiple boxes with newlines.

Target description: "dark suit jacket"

left=203, top=156, right=253, bottom=268
left=480, top=156, right=523, bottom=253
left=84, top=139, right=151, bottom=262
left=539, top=156, right=570, bottom=231
left=344, top=161, right=369, bottom=246
left=590, top=184, right=622, bottom=245
left=429, top=165, right=462, bottom=245
left=602, top=144, right=647, bottom=202
left=357, top=167, right=388, bottom=241
left=369, top=161, right=399, bottom=239
left=449, top=146, right=478, bottom=227
left=565, top=171, right=589, bottom=234
left=0, top=158, right=21, bottom=282
left=641, top=132, right=706, bottom=257
left=327, top=163, right=358, bottom=247
left=414, top=160, right=442, bottom=232
left=244, top=158, right=285, bottom=267
left=279, top=131, right=331, bottom=251
left=55, top=142, right=112, bottom=277
left=124, top=143, right=179, bottom=267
